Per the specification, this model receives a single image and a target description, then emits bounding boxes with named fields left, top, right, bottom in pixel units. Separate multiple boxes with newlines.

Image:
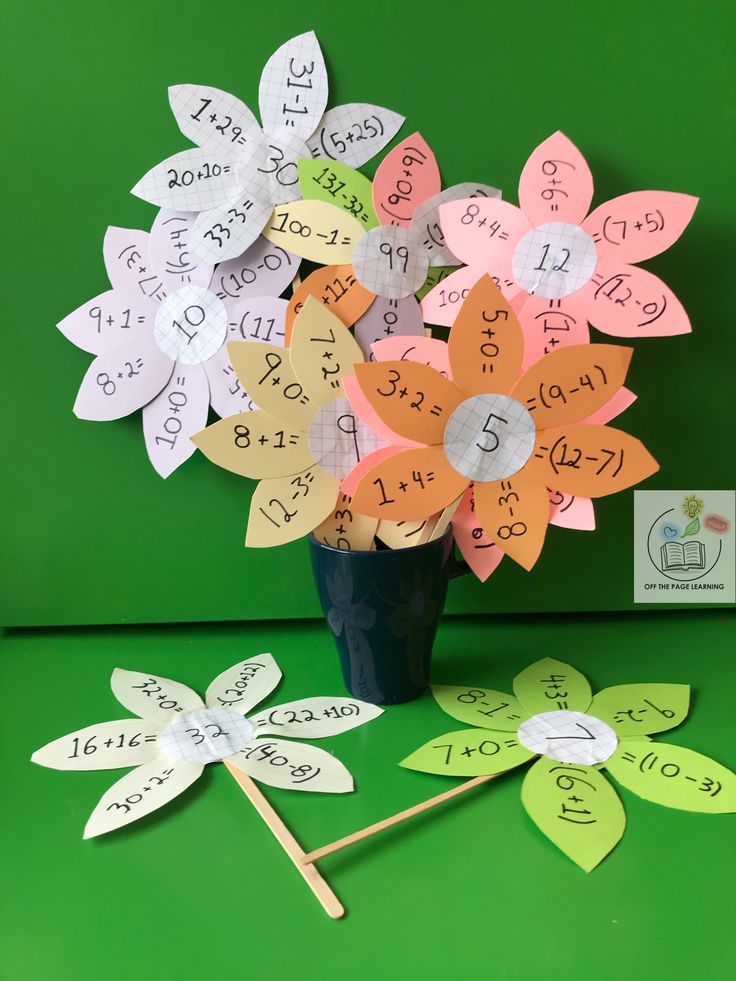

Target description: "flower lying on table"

left=401, top=657, right=736, bottom=870
left=32, top=654, right=382, bottom=838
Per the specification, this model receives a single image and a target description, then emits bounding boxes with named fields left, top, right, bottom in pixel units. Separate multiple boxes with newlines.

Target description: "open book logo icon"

left=660, top=539, right=705, bottom=573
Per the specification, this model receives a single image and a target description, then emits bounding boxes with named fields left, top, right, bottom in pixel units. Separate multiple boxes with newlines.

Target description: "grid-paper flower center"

left=443, top=394, right=536, bottom=482
left=518, top=710, right=618, bottom=765
left=512, top=222, right=598, bottom=299
left=159, top=708, right=255, bottom=764
left=353, top=225, right=429, bottom=300
left=154, top=285, right=228, bottom=364
left=308, top=396, right=386, bottom=478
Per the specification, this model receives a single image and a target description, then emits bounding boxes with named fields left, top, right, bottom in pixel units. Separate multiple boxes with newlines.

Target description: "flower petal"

left=356, top=296, right=425, bottom=361
left=209, top=236, right=301, bottom=306
left=589, top=684, right=690, bottom=736
left=439, top=197, right=531, bottom=268
left=290, top=297, right=364, bottom=407
left=258, top=31, right=328, bottom=140
left=512, top=343, right=632, bottom=429
left=298, top=158, right=378, bottom=228
left=313, top=492, right=378, bottom=550
left=148, top=209, right=214, bottom=291
left=57, top=290, right=156, bottom=355
left=526, top=424, right=659, bottom=497
left=227, top=738, right=353, bottom=793
left=103, top=227, right=165, bottom=301
left=400, top=727, right=534, bottom=776
left=250, top=696, right=383, bottom=738
left=548, top=491, right=596, bottom=531
left=372, top=132, right=441, bottom=226
left=582, top=386, right=636, bottom=425
left=411, top=183, right=503, bottom=266
left=605, top=740, right=736, bottom=813
left=474, top=469, right=551, bottom=571
left=111, top=667, right=204, bottom=722
left=308, top=103, right=405, bottom=168
left=451, top=487, right=505, bottom=581
left=205, top=653, right=282, bottom=713
left=227, top=340, right=313, bottom=429
left=287, top=265, right=374, bottom=344
left=263, top=200, right=364, bottom=264
left=342, top=375, right=422, bottom=448
left=31, top=719, right=163, bottom=771
left=73, top=334, right=174, bottom=421
left=431, top=685, right=529, bottom=731
left=352, top=361, right=463, bottom=444
left=246, top=467, right=340, bottom=547
left=142, top=363, right=209, bottom=478
left=190, top=188, right=273, bottom=265
left=350, top=446, right=469, bottom=520
left=516, top=292, right=591, bottom=370
left=371, top=335, right=449, bottom=376
left=521, top=757, right=625, bottom=871
left=224, top=295, right=288, bottom=348
left=513, top=657, right=593, bottom=714
left=416, top=264, right=459, bottom=301
left=131, top=147, right=243, bottom=212
left=421, top=263, right=520, bottom=328
left=191, top=409, right=312, bottom=479
left=580, top=261, right=692, bottom=337
left=168, top=83, right=261, bottom=156
left=583, top=191, right=698, bottom=263
left=518, top=131, right=594, bottom=226
left=448, top=275, right=525, bottom=396
left=340, top=444, right=407, bottom=497
left=203, top=344, right=256, bottom=418
left=83, top=760, right=204, bottom=839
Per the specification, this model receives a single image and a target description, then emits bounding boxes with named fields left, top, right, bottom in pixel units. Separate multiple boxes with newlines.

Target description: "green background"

left=2, top=0, right=735, bottom=625
left=3, top=611, right=734, bottom=981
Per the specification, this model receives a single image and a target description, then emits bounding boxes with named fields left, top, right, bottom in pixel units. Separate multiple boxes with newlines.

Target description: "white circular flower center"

left=353, top=224, right=429, bottom=300
left=512, top=222, right=598, bottom=299
left=308, top=396, right=386, bottom=478
left=159, top=708, right=254, bottom=764
left=154, top=285, right=227, bottom=364
left=518, top=710, right=618, bottom=765
left=443, top=393, right=536, bottom=482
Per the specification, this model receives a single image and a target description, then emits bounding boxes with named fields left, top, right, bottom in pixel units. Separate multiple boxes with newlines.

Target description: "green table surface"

left=3, top=611, right=734, bottom=981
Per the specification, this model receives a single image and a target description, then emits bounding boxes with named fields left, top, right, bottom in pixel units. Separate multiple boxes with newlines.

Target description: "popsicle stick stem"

left=302, top=773, right=499, bottom=865
left=224, top=760, right=344, bottom=919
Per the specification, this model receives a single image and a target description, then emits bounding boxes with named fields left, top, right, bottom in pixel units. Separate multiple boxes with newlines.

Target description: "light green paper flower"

left=401, top=657, right=736, bottom=871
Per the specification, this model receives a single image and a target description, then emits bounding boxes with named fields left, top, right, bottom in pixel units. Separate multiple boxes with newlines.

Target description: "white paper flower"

left=131, top=31, right=405, bottom=265
left=31, top=654, right=383, bottom=839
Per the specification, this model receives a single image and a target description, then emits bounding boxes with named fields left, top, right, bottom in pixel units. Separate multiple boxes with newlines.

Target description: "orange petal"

left=474, top=470, right=550, bottom=571
left=353, top=361, right=463, bottom=445
left=350, top=446, right=469, bottom=520
left=448, top=275, right=524, bottom=396
left=285, top=265, right=375, bottom=345
left=511, top=344, right=633, bottom=428
left=525, top=424, right=659, bottom=497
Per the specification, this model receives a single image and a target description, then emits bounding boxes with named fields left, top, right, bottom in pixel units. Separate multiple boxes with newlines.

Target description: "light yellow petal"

left=227, top=341, right=313, bottom=429
left=263, top=200, right=365, bottom=264
left=290, top=296, right=364, bottom=407
left=191, top=410, right=314, bottom=479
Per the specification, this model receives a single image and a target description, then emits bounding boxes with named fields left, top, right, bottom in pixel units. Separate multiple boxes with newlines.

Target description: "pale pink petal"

left=421, top=264, right=519, bottom=328
left=57, top=290, right=157, bottom=355
left=410, top=182, right=502, bottom=266
left=354, top=296, right=424, bottom=360
left=203, top=344, right=256, bottom=418
left=582, top=191, right=698, bottom=263
left=148, top=209, right=214, bottom=291
left=548, top=490, right=596, bottom=531
left=516, top=292, right=591, bottom=370
left=451, top=488, right=504, bottom=582
left=209, top=236, right=301, bottom=304
left=580, top=261, right=691, bottom=337
left=73, top=334, right=174, bottom=421
left=341, top=374, right=423, bottom=449
left=340, top=445, right=407, bottom=497
left=372, top=336, right=451, bottom=377
left=582, top=386, right=637, bottom=425
left=143, top=363, right=210, bottom=478
left=518, top=131, right=594, bottom=226
left=372, top=132, right=441, bottom=226
left=438, top=198, right=531, bottom=268
left=103, top=227, right=166, bottom=302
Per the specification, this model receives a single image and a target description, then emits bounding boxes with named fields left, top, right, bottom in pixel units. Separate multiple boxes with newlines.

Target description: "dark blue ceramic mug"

left=308, top=528, right=469, bottom=705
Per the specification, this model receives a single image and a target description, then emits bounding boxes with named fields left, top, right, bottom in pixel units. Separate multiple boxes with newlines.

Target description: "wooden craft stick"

left=302, top=773, right=499, bottom=865
left=224, top=760, right=344, bottom=919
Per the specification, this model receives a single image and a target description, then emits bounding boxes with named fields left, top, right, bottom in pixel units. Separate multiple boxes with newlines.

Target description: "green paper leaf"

left=682, top=517, right=700, bottom=537
left=606, top=740, right=736, bottom=813
left=400, top=727, right=534, bottom=777
left=431, top=685, right=529, bottom=731
left=589, top=683, right=690, bottom=736
left=521, top=757, right=626, bottom=871
left=513, top=657, right=593, bottom=715
left=297, top=158, right=378, bottom=229
left=415, top=265, right=458, bottom=300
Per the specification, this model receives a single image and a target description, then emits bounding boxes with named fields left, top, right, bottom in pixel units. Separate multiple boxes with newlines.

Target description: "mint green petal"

left=431, top=685, right=529, bottom=732
left=590, top=683, right=690, bottom=737
left=297, top=158, right=378, bottom=228
left=512, top=657, right=592, bottom=715
left=606, top=740, right=736, bottom=813
left=400, top=728, right=534, bottom=777
left=415, top=265, right=458, bottom=300
left=521, top=757, right=626, bottom=872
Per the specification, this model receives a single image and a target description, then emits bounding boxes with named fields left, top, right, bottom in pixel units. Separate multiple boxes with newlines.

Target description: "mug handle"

left=449, top=553, right=472, bottom=579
